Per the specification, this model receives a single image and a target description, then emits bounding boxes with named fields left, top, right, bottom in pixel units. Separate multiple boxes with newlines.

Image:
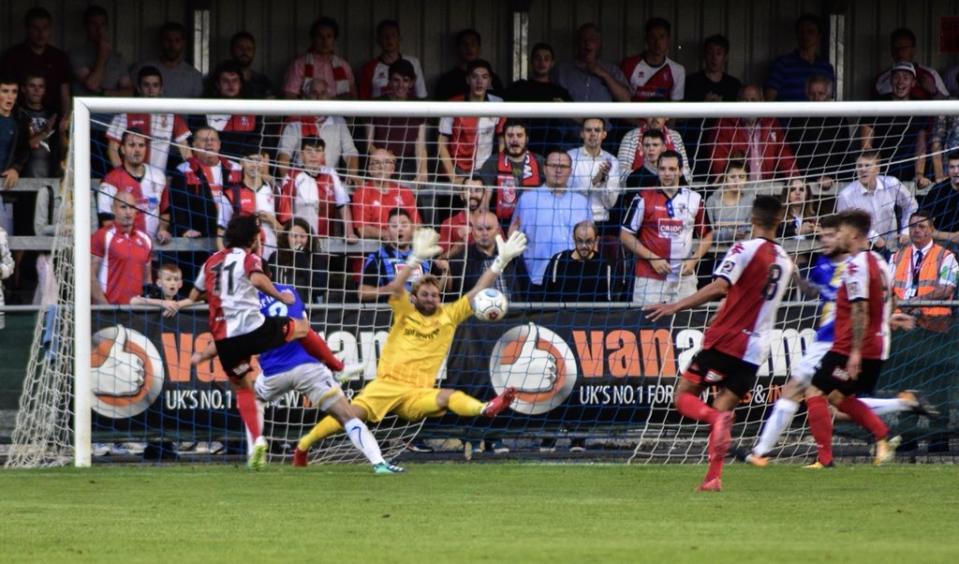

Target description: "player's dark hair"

left=387, top=207, right=412, bottom=222
left=223, top=215, right=261, bottom=249
left=658, top=150, right=682, bottom=167
left=230, top=31, right=255, bottom=48
left=455, top=28, right=481, bottom=47
left=645, top=17, right=671, bottom=35
left=531, top=42, right=554, bottom=58
left=84, top=5, right=109, bottom=24
left=301, top=136, right=326, bottom=150
left=795, top=13, right=823, bottom=35
left=137, top=65, right=163, bottom=86
left=310, top=17, right=339, bottom=38
left=642, top=129, right=666, bottom=143
left=837, top=209, right=872, bottom=237
left=376, top=19, right=400, bottom=37
left=819, top=214, right=840, bottom=229
left=890, top=27, right=916, bottom=46
left=24, top=7, right=52, bottom=26
left=752, top=195, right=783, bottom=229
left=503, top=118, right=528, bottom=134
left=703, top=34, right=729, bottom=53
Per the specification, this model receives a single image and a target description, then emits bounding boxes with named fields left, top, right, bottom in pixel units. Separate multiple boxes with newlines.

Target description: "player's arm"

left=846, top=299, right=869, bottom=380
left=385, top=228, right=444, bottom=300
left=250, top=271, right=295, bottom=305
left=465, top=231, right=528, bottom=302
left=90, top=255, right=109, bottom=305
left=644, top=277, right=730, bottom=322
left=437, top=133, right=458, bottom=183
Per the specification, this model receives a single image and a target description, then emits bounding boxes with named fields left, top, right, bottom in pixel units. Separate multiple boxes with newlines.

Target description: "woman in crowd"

left=271, top=217, right=328, bottom=304
left=779, top=178, right=820, bottom=239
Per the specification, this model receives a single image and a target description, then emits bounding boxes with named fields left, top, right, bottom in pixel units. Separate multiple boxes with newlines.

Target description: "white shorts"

left=254, top=363, right=343, bottom=412
left=792, top=339, right=833, bottom=385
left=632, top=275, right=697, bottom=305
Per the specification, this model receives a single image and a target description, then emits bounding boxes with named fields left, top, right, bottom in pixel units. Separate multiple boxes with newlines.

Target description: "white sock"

left=859, top=398, right=908, bottom=416
left=244, top=400, right=266, bottom=453
left=344, top=418, right=386, bottom=465
left=752, top=398, right=800, bottom=457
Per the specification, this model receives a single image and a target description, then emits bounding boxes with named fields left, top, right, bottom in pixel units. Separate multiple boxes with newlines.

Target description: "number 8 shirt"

left=194, top=247, right=266, bottom=340
left=703, top=238, right=794, bottom=365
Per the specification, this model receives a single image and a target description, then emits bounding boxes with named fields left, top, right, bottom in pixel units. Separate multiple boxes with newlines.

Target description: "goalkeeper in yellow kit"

left=293, top=228, right=528, bottom=465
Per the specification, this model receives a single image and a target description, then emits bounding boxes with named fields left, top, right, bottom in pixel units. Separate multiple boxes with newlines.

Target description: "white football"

left=472, top=288, right=509, bottom=321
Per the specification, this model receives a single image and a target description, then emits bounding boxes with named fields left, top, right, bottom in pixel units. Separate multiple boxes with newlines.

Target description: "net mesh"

left=7, top=101, right=959, bottom=467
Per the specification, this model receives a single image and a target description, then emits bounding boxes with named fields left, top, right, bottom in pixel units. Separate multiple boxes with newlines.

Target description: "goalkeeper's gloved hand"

left=491, top=231, right=528, bottom=274
left=405, top=228, right=442, bottom=268
left=91, top=325, right=146, bottom=397
left=498, top=323, right=557, bottom=392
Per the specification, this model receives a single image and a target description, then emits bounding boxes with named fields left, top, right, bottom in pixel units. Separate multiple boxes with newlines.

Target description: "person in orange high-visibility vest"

left=891, top=212, right=958, bottom=331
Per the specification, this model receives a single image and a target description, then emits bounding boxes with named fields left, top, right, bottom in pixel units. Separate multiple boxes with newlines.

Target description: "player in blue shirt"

left=254, top=284, right=405, bottom=474
left=744, top=216, right=931, bottom=467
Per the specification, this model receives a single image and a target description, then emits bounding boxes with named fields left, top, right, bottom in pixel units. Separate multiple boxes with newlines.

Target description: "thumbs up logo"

left=489, top=323, right=577, bottom=415
left=90, top=325, right=165, bottom=419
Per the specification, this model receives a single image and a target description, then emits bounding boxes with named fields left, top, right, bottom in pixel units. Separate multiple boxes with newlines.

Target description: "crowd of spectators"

left=1, top=6, right=959, bottom=309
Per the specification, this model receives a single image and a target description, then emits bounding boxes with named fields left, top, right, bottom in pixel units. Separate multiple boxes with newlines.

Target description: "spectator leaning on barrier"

left=553, top=23, right=631, bottom=103
left=620, top=17, right=685, bottom=101
left=685, top=34, right=742, bottom=102
left=890, top=211, right=958, bottom=331
left=620, top=150, right=713, bottom=305
left=91, top=191, right=153, bottom=306
left=476, top=119, right=544, bottom=227
left=71, top=5, right=133, bottom=97
left=98, top=129, right=167, bottom=242
left=921, top=151, right=959, bottom=241
left=359, top=19, right=427, bottom=100
left=541, top=220, right=614, bottom=302
left=272, top=217, right=328, bottom=305
left=106, top=66, right=193, bottom=174
left=434, top=29, right=505, bottom=101
left=283, top=17, right=356, bottom=100
left=836, top=150, right=918, bottom=251
left=0, top=74, right=31, bottom=235
left=133, top=21, right=203, bottom=99
left=509, top=150, right=592, bottom=293
left=764, top=13, right=835, bottom=102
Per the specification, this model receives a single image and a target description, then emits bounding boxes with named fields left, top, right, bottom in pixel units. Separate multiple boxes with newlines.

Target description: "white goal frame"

left=71, top=97, right=959, bottom=466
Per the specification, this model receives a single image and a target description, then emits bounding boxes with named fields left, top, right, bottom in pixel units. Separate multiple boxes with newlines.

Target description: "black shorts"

left=216, top=316, right=293, bottom=380
left=811, top=351, right=883, bottom=396
left=683, top=348, right=759, bottom=397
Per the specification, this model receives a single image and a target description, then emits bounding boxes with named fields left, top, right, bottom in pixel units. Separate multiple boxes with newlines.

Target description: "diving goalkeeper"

left=293, top=228, right=527, bottom=465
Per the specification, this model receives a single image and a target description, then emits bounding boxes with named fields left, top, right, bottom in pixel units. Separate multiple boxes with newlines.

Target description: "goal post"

left=9, top=96, right=959, bottom=468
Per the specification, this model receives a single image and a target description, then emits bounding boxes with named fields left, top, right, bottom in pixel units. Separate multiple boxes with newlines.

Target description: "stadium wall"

left=1, top=0, right=958, bottom=101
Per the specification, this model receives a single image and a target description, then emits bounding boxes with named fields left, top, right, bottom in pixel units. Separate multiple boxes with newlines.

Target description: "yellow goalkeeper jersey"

left=376, top=291, right=473, bottom=388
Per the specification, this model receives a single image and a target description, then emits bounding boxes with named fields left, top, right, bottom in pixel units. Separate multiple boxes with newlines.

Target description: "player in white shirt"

left=567, top=118, right=621, bottom=223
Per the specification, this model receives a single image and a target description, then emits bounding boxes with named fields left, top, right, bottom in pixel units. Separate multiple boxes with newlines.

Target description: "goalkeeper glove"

left=405, top=228, right=442, bottom=268
left=491, top=231, right=528, bottom=274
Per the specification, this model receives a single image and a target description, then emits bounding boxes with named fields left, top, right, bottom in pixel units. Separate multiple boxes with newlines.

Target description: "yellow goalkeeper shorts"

left=351, top=379, right=442, bottom=423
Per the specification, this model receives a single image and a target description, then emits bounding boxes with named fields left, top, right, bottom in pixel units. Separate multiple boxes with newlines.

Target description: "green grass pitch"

left=2, top=463, right=958, bottom=563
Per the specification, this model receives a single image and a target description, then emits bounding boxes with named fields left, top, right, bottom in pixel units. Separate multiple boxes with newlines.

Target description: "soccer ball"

left=472, top=288, right=508, bottom=321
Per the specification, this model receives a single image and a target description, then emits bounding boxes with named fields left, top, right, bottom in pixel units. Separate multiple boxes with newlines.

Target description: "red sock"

left=235, top=388, right=261, bottom=441
left=838, top=396, right=888, bottom=441
left=300, top=329, right=344, bottom=372
left=806, top=396, right=833, bottom=466
left=675, top=390, right=717, bottom=423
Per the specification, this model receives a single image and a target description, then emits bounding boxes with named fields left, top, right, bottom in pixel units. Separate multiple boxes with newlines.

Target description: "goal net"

left=6, top=98, right=959, bottom=468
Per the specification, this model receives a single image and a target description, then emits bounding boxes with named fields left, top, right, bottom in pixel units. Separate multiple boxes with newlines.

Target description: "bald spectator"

left=874, top=28, right=949, bottom=100
left=91, top=192, right=152, bottom=305
left=0, top=7, right=72, bottom=117
left=620, top=17, right=685, bottom=101
left=448, top=210, right=527, bottom=300
left=434, top=29, right=504, bottom=101
left=71, top=5, right=133, bottom=97
left=133, top=22, right=203, bottom=98
left=283, top=17, right=356, bottom=100
left=706, top=85, right=798, bottom=181
left=553, top=23, right=631, bottom=103
left=764, top=13, right=835, bottom=101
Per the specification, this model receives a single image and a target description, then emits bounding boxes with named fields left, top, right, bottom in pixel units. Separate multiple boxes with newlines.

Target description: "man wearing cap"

left=859, top=61, right=928, bottom=183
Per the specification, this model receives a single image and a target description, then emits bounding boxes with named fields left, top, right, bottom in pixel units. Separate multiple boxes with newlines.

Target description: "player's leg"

left=322, top=396, right=404, bottom=474
left=232, top=371, right=267, bottom=470
left=826, top=360, right=895, bottom=464
left=296, top=404, right=366, bottom=454
left=859, top=390, right=939, bottom=417
left=436, top=387, right=517, bottom=417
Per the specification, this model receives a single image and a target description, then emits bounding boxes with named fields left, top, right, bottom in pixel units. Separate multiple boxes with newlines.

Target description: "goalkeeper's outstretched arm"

left=465, top=231, right=528, bottom=301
